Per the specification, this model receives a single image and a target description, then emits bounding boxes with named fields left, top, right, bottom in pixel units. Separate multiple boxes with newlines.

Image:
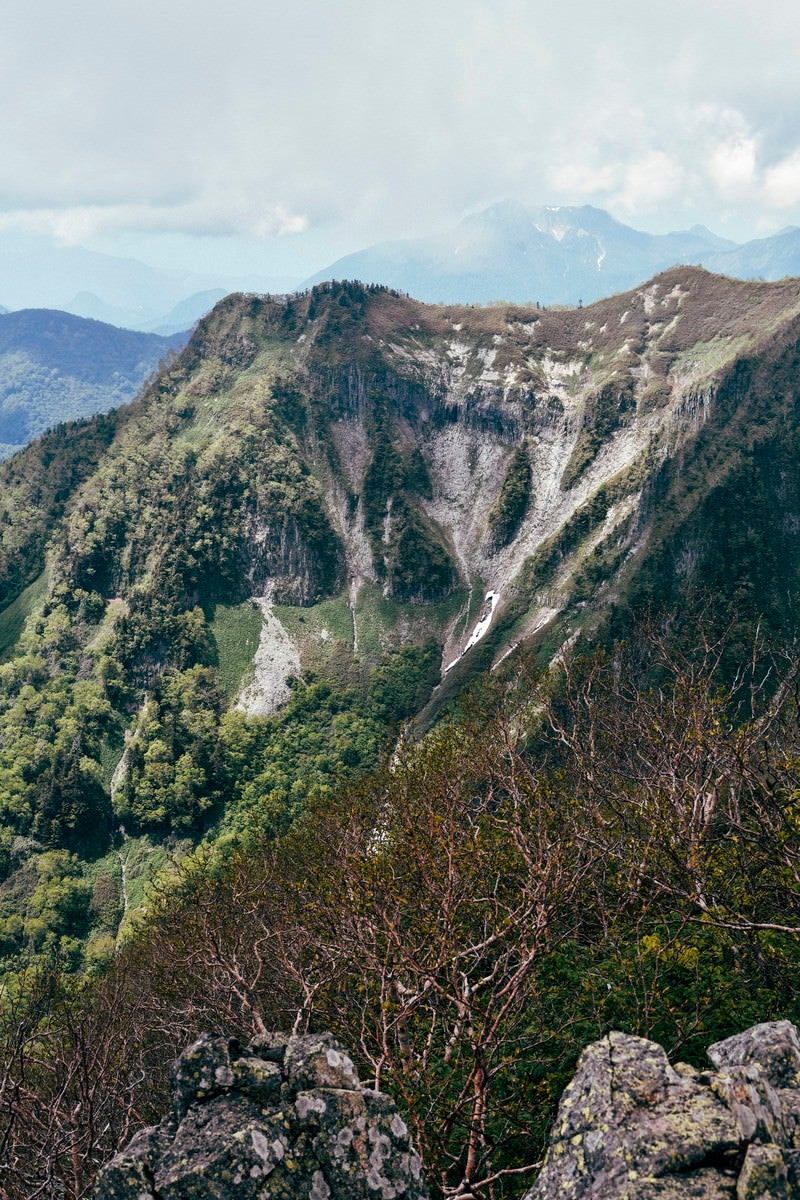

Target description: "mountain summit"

left=303, top=202, right=793, bottom=305
left=3, top=268, right=800, bottom=825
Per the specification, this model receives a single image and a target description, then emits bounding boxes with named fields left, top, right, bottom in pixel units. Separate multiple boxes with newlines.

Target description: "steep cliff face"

left=5, top=269, right=800, bottom=697
left=243, top=270, right=800, bottom=684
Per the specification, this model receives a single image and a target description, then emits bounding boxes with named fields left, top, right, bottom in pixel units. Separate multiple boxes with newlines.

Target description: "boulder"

left=94, top=1031, right=429, bottom=1200
left=524, top=1020, right=800, bottom=1200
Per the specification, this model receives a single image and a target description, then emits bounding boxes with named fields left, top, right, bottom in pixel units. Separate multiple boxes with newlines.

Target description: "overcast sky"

left=3, top=0, right=800, bottom=277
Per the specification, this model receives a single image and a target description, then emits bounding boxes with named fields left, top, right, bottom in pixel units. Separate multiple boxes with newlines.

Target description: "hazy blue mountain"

left=0, top=309, right=187, bottom=458
left=705, top=226, right=800, bottom=281
left=143, top=288, right=229, bottom=334
left=302, top=202, right=739, bottom=305
left=0, top=229, right=298, bottom=330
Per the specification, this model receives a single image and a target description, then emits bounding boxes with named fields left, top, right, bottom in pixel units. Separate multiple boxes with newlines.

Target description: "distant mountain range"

left=303, top=202, right=800, bottom=306
left=0, top=230, right=298, bottom=332
left=4, top=205, right=800, bottom=335
left=0, top=309, right=187, bottom=458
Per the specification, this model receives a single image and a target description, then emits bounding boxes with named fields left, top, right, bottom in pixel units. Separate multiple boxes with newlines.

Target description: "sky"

left=3, top=0, right=800, bottom=280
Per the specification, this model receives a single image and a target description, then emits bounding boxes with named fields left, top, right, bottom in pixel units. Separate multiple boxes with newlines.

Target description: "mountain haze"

left=0, top=229, right=298, bottom=331
left=303, top=202, right=798, bottom=305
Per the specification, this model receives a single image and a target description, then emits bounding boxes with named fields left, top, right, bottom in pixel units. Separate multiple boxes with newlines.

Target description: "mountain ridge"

left=1, top=267, right=800, bottom=943
left=4, top=268, right=800, bottom=1197
left=303, top=202, right=798, bottom=306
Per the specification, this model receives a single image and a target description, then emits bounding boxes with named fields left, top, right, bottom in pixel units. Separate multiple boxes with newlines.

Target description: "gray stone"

left=708, top=1022, right=800, bottom=1091
left=94, top=1031, right=429, bottom=1200
left=248, top=1031, right=291, bottom=1064
left=170, top=1033, right=237, bottom=1120
left=524, top=1021, right=800, bottom=1200
left=736, top=1144, right=790, bottom=1200
left=283, top=1032, right=361, bottom=1092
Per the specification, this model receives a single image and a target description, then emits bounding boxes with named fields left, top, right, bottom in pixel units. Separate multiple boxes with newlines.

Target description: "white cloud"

left=547, top=161, right=619, bottom=199
left=763, top=150, right=800, bottom=208
left=709, top=138, right=758, bottom=193
left=2, top=0, right=800, bottom=261
left=614, top=152, right=685, bottom=213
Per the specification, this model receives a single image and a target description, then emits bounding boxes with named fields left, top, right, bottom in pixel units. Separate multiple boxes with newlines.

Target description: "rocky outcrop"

left=94, top=1030, right=429, bottom=1200
left=524, top=1020, right=800, bottom=1200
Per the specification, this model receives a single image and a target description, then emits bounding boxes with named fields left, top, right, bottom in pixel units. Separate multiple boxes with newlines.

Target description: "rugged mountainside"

left=0, top=309, right=187, bottom=458
left=2, top=268, right=800, bottom=962
left=5, top=266, right=800, bottom=1196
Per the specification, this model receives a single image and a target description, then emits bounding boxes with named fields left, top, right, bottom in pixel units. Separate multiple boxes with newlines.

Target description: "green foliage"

left=3, top=629, right=800, bottom=1197
left=208, top=601, right=263, bottom=702
left=382, top=494, right=457, bottom=602
left=0, top=670, right=112, bottom=851
left=362, top=414, right=454, bottom=601
left=487, top=443, right=532, bottom=548
left=560, top=379, right=635, bottom=490
left=367, top=639, right=440, bottom=726
left=114, top=666, right=224, bottom=833
left=0, top=569, right=49, bottom=662
left=0, top=412, right=117, bottom=607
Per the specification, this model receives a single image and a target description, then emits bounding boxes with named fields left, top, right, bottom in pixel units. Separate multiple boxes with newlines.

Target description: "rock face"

left=94, top=1030, right=429, bottom=1200
left=524, top=1020, right=800, bottom=1200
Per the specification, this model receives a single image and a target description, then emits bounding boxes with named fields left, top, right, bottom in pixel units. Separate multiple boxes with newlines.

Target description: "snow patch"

left=235, top=593, right=300, bottom=717
left=444, top=592, right=499, bottom=673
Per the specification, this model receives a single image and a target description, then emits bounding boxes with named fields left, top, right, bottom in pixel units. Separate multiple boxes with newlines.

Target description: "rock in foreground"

left=524, top=1019, right=800, bottom=1200
left=94, top=1030, right=429, bottom=1200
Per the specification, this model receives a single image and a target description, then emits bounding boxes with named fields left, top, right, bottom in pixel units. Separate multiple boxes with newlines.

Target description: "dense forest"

left=0, top=309, right=186, bottom=459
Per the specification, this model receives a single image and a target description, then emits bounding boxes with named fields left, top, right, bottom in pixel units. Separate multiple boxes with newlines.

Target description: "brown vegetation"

left=2, top=627, right=800, bottom=1199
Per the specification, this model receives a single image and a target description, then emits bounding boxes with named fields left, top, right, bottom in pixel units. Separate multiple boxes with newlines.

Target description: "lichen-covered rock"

left=524, top=1021, right=800, bottom=1200
left=283, top=1032, right=361, bottom=1093
left=736, top=1144, right=790, bottom=1200
left=94, top=1031, right=429, bottom=1200
left=709, top=1023, right=800, bottom=1091
left=171, top=1033, right=238, bottom=1119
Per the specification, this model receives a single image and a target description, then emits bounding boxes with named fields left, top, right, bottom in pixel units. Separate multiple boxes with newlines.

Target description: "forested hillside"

left=0, top=309, right=186, bottom=458
left=1, top=272, right=800, bottom=1196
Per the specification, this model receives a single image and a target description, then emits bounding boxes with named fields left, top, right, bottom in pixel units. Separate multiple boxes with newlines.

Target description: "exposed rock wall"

left=94, top=1031, right=429, bottom=1200
left=524, top=1020, right=800, bottom=1200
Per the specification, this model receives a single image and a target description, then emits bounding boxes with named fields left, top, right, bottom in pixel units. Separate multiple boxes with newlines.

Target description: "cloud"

left=763, top=151, right=800, bottom=208
left=0, top=198, right=309, bottom=245
left=2, top=0, right=800, bottom=258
